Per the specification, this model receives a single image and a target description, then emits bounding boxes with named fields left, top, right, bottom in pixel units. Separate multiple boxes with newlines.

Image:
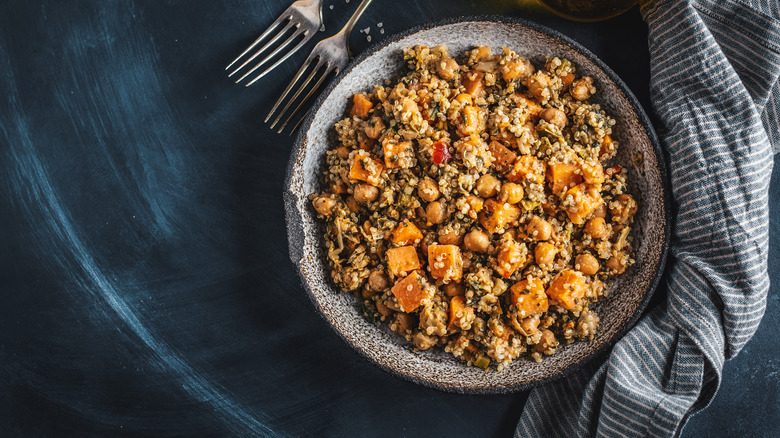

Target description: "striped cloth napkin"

left=517, top=0, right=780, bottom=436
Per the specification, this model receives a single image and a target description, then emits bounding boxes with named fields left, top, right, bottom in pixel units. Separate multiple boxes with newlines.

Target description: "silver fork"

left=226, top=0, right=324, bottom=87
left=266, top=0, right=374, bottom=134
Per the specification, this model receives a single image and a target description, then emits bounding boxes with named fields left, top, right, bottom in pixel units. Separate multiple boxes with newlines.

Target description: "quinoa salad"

left=309, top=45, right=638, bottom=371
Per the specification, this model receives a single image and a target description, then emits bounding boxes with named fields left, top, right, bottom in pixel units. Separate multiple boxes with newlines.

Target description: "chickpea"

left=418, top=177, right=440, bottom=202
left=535, top=329, right=557, bottom=352
left=498, top=182, right=524, bottom=204
left=392, top=312, right=416, bottom=334
left=499, top=58, right=528, bottom=81
left=541, top=108, right=567, bottom=128
left=610, top=194, right=638, bottom=224
left=476, top=174, right=501, bottom=198
left=527, top=72, right=550, bottom=100
left=575, top=253, right=600, bottom=276
left=535, top=242, right=557, bottom=266
left=444, top=282, right=465, bottom=297
left=345, top=196, right=360, bottom=213
left=570, top=77, right=594, bottom=101
left=438, top=227, right=464, bottom=245
left=593, top=203, right=608, bottom=218
left=584, top=217, right=608, bottom=239
left=353, top=183, right=379, bottom=203
left=368, top=271, right=390, bottom=292
left=607, top=254, right=626, bottom=274
left=375, top=300, right=393, bottom=318
left=335, top=146, right=350, bottom=159
left=426, top=200, right=447, bottom=224
left=527, top=216, right=552, bottom=241
left=520, top=316, right=540, bottom=334
left=436, top=56, right=460, bottom=80
left=464, top=229, right=490, bottom=252
left=312, top=196, right=336, bottom=216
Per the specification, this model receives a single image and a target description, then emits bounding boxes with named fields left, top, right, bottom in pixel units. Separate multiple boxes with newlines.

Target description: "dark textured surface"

left=0, top=1, right=776, bottom=437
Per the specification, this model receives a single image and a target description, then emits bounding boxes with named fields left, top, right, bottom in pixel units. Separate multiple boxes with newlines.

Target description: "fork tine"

left=225, top=13, right=293, bottom=72
left=265, top=55, right=321, bottom=123
left=235, top=26, right=306, bottom=85
left=268, top=57, right=324, bottom=128
left=243, top=33, right=310, bottom=87
left=228, top=20, right=297, bottom=78
left=276, top=65, right=337, bottom=134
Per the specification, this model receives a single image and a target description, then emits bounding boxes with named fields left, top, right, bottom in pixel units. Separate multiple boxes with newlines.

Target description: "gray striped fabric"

left=516, top=0, right=780, bottom=436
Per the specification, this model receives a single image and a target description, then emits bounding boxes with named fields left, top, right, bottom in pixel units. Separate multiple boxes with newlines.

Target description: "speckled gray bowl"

left=284, top=16, right=669, bottom=394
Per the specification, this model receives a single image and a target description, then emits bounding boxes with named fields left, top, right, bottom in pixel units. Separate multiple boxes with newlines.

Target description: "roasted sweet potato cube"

left=350, top=93, right=373, bottom=119
left=546, top=269, right=587, bottom=310
left=386, top=245, right=421, bottom=277
left=391, top=271, right=429, bottom=312
left=457, top=105, right=487, bottom=137
left=548, top=162, right=583, bottom=195
left=487, top=140, right=517, bottom=173
left=495, top=236, right=527, bottom=279
left=348, top=150, right=384, bottom=186
left=511, top=94, right=542, bottom=119
left=510, top=278, right=549, bottom=317
left=479, top=199, right=521, bottom=234
left=463, top=71, right=485, bottom=97
left=563, top=183, right=604, bottom=224
left=427, top=244, right=463, bottom=283
left=448, top=295, right=474, bottom=332
left=599, top=134, right=615, bottom=159
left=392, top=221, right=424, bottom=246
left=507, top=155, right=546, bottom=185
left=581, top=161, right=605, bottom=184
left=383, top=140, right=415, bottom=169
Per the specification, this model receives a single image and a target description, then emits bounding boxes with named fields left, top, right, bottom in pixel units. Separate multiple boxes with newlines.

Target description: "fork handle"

left=340, top=0, right=374, bottom=58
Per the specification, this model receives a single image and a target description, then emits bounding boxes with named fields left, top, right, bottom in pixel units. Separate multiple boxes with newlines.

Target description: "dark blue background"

left=1, top=1, right=777, bottom=437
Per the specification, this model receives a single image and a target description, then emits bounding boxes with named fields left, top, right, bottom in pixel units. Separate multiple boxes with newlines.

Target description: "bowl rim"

left=284, top=15, right=671, bottom=394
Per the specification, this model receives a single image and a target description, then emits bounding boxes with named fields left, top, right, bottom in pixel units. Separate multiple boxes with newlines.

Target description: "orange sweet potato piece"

left=495, top=236, right=527, bottom=279
left=486, top=140, right=517, bottom=173
left=463, top=71, right=485, bottom=97
left=548, top=162, right=583, bottom=195
left=392, top=221, right=424, bottom=246
left=448, top=295, right=474, bottom=331
left=581, top=161, right=605, bottom=185
left=457, top=105, right=487, bottom=137
left=507, top=155, right=546, bottom=185
left=383, top=140, right=415, bottom=169
left=386, top=245, right=421, bottom=277
left=546, top=269, right=587, bottom=310
left=510, top=94, right=542, bottom=120
left=428, top=244, right=463, bottom=283
left=348, top=150, right=384, bottom=186
left=350, top=93, right=373, bottom=119
left=391, top=270, right=429, bottom=312
left=563, top=183, right=604, bottom=224
left=510, top=278, right=549, bottom=316
left=561, top=73, right=575, bottom=89
left=599, top=134, right=615, bottom=159
left=479, top=198, right=521, bottom=234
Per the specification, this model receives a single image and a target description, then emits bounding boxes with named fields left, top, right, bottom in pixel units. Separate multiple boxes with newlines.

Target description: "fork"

left=266, top=0, right=374, bottom=134
left=226, top=0, right=324, bottom=87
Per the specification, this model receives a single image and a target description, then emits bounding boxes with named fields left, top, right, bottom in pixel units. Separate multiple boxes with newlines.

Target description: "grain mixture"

left=309, top=45, right=637, bottom=370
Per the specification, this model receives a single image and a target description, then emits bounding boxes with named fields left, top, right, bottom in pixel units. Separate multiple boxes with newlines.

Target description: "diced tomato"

left=432, top=141, right=452, bottom=164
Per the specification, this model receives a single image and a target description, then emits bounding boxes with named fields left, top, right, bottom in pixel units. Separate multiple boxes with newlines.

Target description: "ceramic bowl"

left=284, top=16, right=669, bottom=394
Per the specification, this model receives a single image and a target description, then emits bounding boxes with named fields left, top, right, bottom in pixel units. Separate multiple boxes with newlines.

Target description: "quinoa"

left=309, top=45, right=637, bottom=370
